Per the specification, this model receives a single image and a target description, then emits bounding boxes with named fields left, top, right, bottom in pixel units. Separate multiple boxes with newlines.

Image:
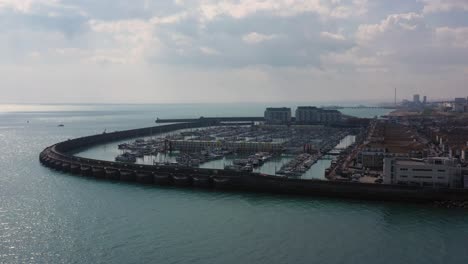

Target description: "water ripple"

left=2, top=109, right=468, bottom=264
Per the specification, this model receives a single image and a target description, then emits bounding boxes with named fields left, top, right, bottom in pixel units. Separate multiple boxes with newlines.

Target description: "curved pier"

left=39, top=122, right=468, bottom=203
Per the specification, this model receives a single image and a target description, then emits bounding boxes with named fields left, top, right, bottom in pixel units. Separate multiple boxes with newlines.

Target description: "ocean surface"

left=1, top=103, right=468, bottom=264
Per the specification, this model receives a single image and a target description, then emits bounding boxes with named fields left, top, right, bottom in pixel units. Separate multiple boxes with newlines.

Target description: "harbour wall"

left=39, top=122, right=468, bottom=203
left=156, top=117, right=265, bottom=123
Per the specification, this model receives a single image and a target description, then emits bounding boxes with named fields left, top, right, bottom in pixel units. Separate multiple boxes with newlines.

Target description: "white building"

left=383, top=157, right=462, bottom=188
left=264, top=107, right=292, bottom=124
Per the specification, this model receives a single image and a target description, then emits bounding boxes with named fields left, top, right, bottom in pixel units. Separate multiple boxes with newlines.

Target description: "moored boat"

left=115, top=152, right=137, bottom=163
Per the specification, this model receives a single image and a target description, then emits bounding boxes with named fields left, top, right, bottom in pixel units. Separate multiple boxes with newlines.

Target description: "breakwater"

left=39, top=122, right=468, bottom=203
left=155, top=116, right=265, bottom=123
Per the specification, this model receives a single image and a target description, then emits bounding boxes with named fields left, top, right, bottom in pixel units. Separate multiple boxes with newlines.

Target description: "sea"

left=1, top=103, right=467, bottom=264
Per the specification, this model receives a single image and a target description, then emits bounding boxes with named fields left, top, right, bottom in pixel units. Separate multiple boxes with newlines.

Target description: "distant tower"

left=423, top=96, right=427, bottom=104
left=394, top=88, right=397, bottom=106
left=413, top=94, right=420, bottom=104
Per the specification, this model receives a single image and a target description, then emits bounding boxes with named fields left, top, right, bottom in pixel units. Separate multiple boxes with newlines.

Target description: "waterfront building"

left=295, top=106, right=342, bottom=124
left=320, top=110, right=342, bottom=123
left=383, top=157, right=462, bottom=188
left=264, top=107, right=291, bottom=124
left=453, top=97, right=468, bottom=113
left=295, top=106, right=319, bottom=123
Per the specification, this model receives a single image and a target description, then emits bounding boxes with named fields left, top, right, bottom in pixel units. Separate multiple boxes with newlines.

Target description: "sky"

left=0, top=0, right=467, bottom=104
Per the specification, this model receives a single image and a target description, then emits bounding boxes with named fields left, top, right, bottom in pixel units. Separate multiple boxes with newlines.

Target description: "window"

left=414, top=176, right=432, bottom=179
left=438, top=170, right=445, bottom=172
left=400, top=168, right=408, bottom=171
left=412, top=169, right=433, bottom=172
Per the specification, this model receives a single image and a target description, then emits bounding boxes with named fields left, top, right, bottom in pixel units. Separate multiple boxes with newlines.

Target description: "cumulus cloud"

left=320, top=31, right=346, bottom=41
left=420, top=0, right=468, bottom=13
left=435, top=27, right=468, bottom=48
left=322, top=11, right=468, bottom=75
left=0, top=0, right=468, bottom=103
left=356, top=13, right=427, bottom=46
left=242, top=32, right=278, bottom=44
left=194, top=0, right=368, bottom=20
left=150, top=11, right=189, bottom=25
left=0, top=0, right=58, bottom=13
left=199, top=46, right=220, bottom=55
left=87, top=19, right=160, bottom=64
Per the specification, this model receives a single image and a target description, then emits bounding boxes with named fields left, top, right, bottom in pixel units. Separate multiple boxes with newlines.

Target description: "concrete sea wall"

left=39, top=122, right=468, bottom=202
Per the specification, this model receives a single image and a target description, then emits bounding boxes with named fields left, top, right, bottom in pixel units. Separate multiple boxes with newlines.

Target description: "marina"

left=40, top=119, right=468, bottom=204
left=81, top=124, right=358, bottom=180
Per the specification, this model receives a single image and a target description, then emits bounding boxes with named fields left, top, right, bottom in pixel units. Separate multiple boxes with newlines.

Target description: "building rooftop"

left=265, top=107, right=291, bottom=111
left=296, top=106, right=318, bottom=110
left=321, top=109, right=341, bottom=113
left=395, top=160, right=424, bottom=166
left=393, top=157, right=457, bottom=166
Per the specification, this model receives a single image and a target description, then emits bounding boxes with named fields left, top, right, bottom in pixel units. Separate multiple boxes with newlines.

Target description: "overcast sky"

left=1, top=0, right=467, bottom=104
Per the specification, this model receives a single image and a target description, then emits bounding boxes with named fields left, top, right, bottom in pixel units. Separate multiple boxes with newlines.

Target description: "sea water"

left=1, top=104, right=467, bottom=264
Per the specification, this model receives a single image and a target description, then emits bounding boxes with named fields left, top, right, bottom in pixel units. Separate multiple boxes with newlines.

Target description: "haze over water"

left=1, top=103, right=467, bottom=263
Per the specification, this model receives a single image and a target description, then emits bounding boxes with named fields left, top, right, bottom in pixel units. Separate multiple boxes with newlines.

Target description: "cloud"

left=356, top=12, right=426, bottom=46
left=199, top=46, right=219, bottom=55
left=150, top=11, right=189, bottom=25
left=435, top=27, right=468, bottom=48
left=320, top=31, right=346, bottom=41
left=0, top=0, right=58, bottom=13
left=322, top=11, right=468, bottom=74
left=195, top=0, right=368, bottom=21
left=420, top=0, right=468, bottom=14
left=242, top=32, right=278, bottom=44
left=1, top=0, right=468, bottom=103
left=88, top=19, right=160, bottom=64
